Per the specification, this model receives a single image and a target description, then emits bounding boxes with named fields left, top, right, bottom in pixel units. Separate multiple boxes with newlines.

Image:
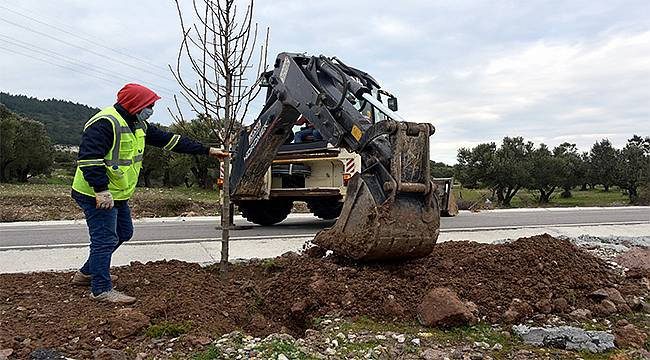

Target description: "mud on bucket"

left=312, top=173, right=441, bottom=261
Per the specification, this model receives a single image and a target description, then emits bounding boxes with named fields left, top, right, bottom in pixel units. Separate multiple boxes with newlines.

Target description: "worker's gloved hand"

left=208, top=147, right=230, bottom=159
left=95, top=190, right=114, bottom=210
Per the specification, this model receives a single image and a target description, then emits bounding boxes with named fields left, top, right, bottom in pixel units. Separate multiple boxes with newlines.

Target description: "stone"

left=291, top=299, right=309, bottom=316
left=642, top=302, right=650, bottom=313
left=304, top=245, right=326, bottom=258
left=93, top=348, right=128, bottom=360
left=382, top=295, right=406, bottom=317
left=614, top=324, right=648, bottom=349
left=552, top=298, right=569, bottom=313
left=502, top=298, right=533, bottom=324
left=589, top=288, right=626, bottom=305
left=625, top=295, right=642, bottom=311
left=0, top=349, right=13, bottom=360
left=569, top=308, right=592, bottom=321
left=592, top=299, right=617, bottom=316
left=421, top=348, right=447, bottom=360
left=451, top=348, right=464, bottom=359
left=474, top=341, right=489, bottom=349
left=465, top=301, right=479, bottom=316
left=535, top=299, right=553, bottom=314
left=30, top=348, right=69, bottom=360
left=190, top=336, right=212, bottom=346
left=416, top=287, right=476, bottom=328
left=588, top=288, right=609, bottom=301
left=469, top=352, right=484, bottom=360
left=617, top=319, right=629, bottom=327
left=109, top=308, right=150, bottom=339
left=513, top=325, right=615, bottom=352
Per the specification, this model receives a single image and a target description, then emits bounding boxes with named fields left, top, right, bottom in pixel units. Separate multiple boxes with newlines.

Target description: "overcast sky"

left=1, top=0, right=648, bottom=163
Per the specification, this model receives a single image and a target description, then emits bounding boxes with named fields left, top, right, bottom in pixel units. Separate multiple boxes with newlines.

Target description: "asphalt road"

left=1, top=207, right=648, bottom=248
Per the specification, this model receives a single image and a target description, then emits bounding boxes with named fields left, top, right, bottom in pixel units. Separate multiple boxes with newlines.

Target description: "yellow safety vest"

left=72, top=107, right=147, bottom=200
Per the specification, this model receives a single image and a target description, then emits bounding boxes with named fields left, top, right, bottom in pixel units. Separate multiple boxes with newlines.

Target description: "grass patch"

left=261, top=258, right=286, bottom=271
left=257, top=340, right=318, bottom=360
left=454, top=186, right=629, bottom=208
left=145, top=320, right=192, bottom=338
left=191, top=345, right=223, bottom=360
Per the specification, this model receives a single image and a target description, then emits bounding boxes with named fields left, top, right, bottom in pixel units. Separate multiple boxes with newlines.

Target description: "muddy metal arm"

left=230, top=53, right=435, bottom=202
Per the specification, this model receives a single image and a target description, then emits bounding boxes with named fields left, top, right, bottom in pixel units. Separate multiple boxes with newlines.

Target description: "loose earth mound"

left=0, top=234, right=646, bottom=359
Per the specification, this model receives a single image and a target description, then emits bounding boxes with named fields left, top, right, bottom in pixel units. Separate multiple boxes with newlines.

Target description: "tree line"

left=2, top=100, right=647, bottom=205
left=447, top=135, right=649, bottom=206
left=0, top=104, right=222, bottom=187
left=0, top=92, right=98, bottom=145
left=0, top=104, right=53, bottom=182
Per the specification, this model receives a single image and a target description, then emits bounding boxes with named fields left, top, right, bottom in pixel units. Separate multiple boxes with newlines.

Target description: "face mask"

left=137, top=107, right=153, bottom=122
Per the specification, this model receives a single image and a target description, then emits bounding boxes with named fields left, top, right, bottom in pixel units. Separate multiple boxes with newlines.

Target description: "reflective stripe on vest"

left=72, top=107, right=146, bottom=200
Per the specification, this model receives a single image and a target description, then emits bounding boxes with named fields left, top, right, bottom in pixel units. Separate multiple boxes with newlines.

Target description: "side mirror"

left=387, top=96, right=398, bottom=111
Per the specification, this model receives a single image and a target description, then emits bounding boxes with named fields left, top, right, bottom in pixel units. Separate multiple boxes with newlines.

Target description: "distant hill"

left=0, top=92, right=99, bottom=145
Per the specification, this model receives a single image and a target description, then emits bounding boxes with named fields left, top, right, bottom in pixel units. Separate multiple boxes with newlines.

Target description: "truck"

left=228, top=53, right=457, bottom=261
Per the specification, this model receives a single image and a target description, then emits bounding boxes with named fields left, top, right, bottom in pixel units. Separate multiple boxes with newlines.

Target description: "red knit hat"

left=116, top=83, right=161, bottom=114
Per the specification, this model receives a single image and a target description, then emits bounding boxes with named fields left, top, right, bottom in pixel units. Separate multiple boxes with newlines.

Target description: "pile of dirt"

left=0, top=235, right=646, bottom=359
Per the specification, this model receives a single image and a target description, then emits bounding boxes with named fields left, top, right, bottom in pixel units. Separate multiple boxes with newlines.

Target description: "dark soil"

left=0, top=234, right=646, bottom=359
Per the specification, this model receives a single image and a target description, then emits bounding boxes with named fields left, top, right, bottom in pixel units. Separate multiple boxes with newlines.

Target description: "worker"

left=293, top=115, right=322, bottom=143
left=70, top=83, right=228, bottom=304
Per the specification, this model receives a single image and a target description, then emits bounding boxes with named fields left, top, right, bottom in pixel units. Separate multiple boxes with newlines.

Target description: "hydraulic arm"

left=230, top=53, right=440, bottom=260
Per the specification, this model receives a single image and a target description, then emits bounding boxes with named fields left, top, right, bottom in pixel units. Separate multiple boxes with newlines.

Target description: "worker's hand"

left=208, top=147, right=230, bottom=159
left=95, top=190, right=114, bottom=210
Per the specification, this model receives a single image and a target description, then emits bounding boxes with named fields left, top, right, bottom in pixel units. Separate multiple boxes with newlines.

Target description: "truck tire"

left=237, top=199, right=293, bottom=226
left=307, top=198, right=343, bottom=220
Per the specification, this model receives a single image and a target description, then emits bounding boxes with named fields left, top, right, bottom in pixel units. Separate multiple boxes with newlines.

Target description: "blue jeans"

left=294, top=128, right=322, bottom=143
left=72, top=191, right=133, bottom=295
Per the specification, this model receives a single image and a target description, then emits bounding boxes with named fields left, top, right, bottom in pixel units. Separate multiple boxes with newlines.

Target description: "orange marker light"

left=343, top=173, right=351, bottom=186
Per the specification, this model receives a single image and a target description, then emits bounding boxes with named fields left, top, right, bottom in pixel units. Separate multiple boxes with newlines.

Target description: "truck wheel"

left=307, top=198, right=343, bottom=220
left=238, top=199, right=293, bottom=226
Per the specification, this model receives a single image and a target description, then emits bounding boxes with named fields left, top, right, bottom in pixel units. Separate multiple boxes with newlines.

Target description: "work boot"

left=71, top=271, right=118, bottom=286
left=90, top=289, right=136, bottom=304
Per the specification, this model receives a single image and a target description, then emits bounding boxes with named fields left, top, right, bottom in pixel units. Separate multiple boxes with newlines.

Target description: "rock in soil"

left=109, top=308, right=150, bottom=339
left=30, top=349, right=70, bottom=360
left=416, top=287, right=475, bottom=327
left=616, top=248, right=650, bottom=270
left=614, top=324, right=649, bottom=349
left=503, top=298, right=534, bottom=323
left=93, top=348, right=128, bottom=360
left=0, top=349, right=12, bottom=360
left=513, top=325, right=615, bottom=352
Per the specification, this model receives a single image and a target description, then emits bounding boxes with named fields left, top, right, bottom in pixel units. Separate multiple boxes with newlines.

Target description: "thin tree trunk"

left=220, top=69, right=233, bottom=277
left=220, top=153, right=231, bottom=277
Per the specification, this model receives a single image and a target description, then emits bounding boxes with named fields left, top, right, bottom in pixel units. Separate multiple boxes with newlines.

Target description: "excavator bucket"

left=313, top=122, right=441, bottom=261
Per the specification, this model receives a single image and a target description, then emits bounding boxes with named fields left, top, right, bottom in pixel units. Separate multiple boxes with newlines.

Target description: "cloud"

left=397, top=29, right=650, bottom=163
left=0, top=0, right=648, bottom=165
